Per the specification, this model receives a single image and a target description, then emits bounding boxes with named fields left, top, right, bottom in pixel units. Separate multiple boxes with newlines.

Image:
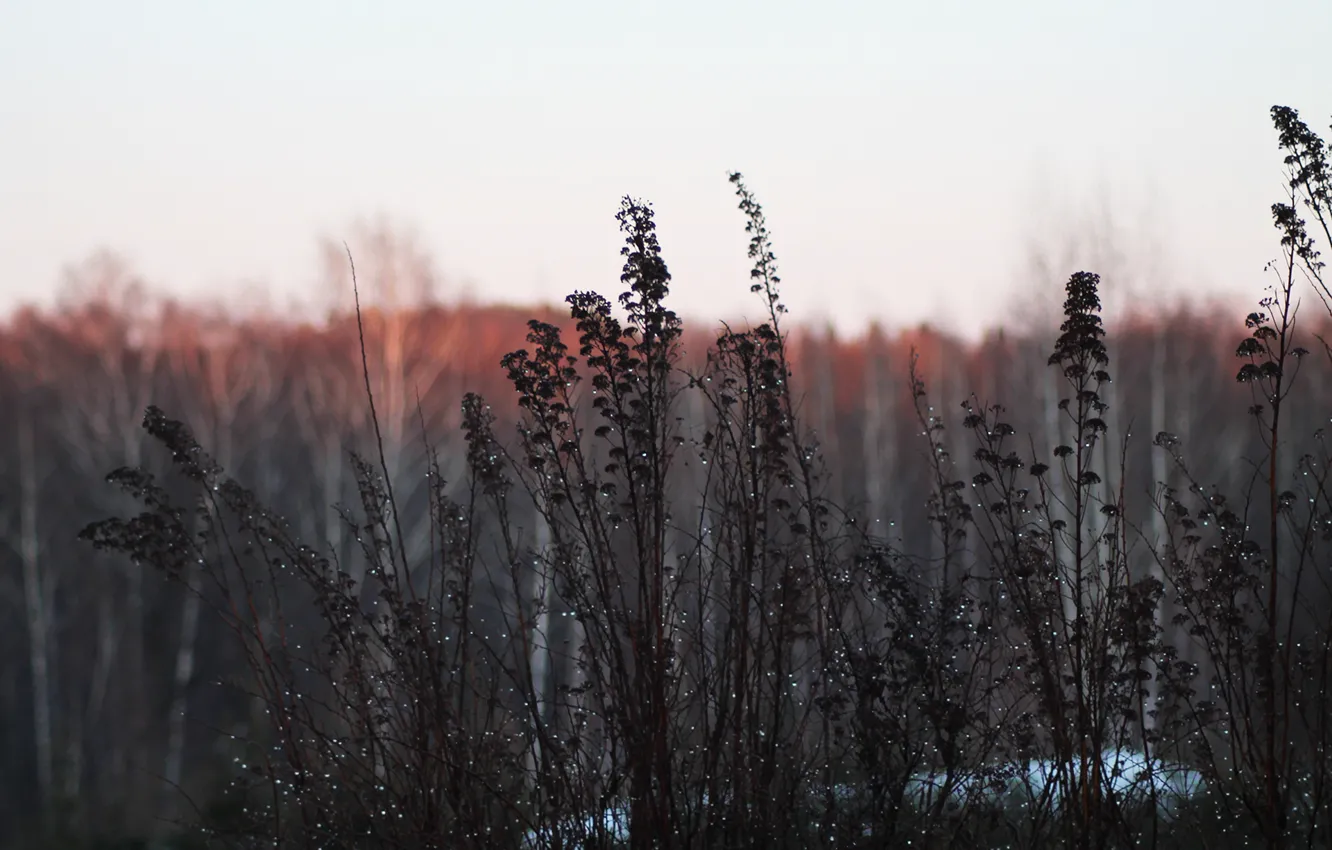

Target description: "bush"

left=80, top=106, right=1332, bottom=849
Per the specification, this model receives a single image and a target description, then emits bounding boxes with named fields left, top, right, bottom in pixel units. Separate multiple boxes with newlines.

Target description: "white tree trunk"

left=19, top=413, right=54, bottom=807
left=161, top=558, right=202, bottom=826
left=1147, top=328, right=1169, bottom=731
left=529, top=511, right=555, bottom=769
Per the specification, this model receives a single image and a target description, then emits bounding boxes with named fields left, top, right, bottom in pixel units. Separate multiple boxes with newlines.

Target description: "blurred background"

left=2, top=0, right=1331, bottom=845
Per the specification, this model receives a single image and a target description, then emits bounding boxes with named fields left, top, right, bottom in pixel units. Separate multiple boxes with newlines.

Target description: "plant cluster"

left=79, top=106, right=1332, bottom=849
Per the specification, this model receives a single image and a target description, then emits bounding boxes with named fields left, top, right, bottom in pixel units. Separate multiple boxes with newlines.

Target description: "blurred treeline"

left=0, top=244, right=1312, bottom=847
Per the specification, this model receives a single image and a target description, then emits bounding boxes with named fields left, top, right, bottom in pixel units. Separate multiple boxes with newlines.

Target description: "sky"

left=2, top=0, right=1330, bottom=337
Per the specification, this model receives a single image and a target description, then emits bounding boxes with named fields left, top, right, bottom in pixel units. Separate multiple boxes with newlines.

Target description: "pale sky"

left=2, top=0, right=1329, bottom=336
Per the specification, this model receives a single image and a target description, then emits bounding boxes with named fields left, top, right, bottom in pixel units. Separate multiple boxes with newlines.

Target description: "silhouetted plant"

left=70, top=103, right=1332, bottom=850
left=1146, top=105, right=1332, bottom=850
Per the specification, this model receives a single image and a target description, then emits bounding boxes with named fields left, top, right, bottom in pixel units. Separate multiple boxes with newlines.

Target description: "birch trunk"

left=160, top=525, right=203, bottom=827
left=1147, top=327, right=1169, bottom=730
left=529, top=510, right=555, bottom=773
left=19, top=412, right=54, bottom=808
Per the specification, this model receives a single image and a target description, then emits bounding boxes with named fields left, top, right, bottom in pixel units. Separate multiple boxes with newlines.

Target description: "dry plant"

left=76, top=104, right=1332, bottom=849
